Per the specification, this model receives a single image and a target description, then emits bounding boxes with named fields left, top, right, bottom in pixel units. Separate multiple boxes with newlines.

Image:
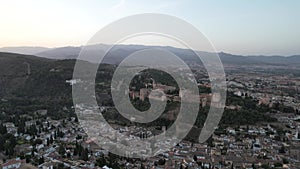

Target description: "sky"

left=0, top=0, right=299, bottom=55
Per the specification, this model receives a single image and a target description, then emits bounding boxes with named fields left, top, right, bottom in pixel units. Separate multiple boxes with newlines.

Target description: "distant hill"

left=36, top=46, right=81, bottom=60
left=0, top=52, right=52, bottom=96
left=0, top=46, right=49, bottom=55
left=218, top=52, right=300, bottom=66
left=2, top=44, right=300, bottom=66
left=0, top=52, right=115, bottom=118
left=0, top=52, right=78, bottom=109
left=0, top=52, right=88, bottom=119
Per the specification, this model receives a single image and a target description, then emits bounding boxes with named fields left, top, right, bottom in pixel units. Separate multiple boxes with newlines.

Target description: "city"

left=0, top=1, right=300, bottom=169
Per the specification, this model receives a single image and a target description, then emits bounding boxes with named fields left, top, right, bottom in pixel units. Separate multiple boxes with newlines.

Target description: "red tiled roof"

left=2, top=159, right=25, bottom=167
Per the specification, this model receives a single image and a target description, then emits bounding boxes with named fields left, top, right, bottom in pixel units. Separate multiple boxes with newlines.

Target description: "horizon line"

left=0, top=43, right=299, bottom=57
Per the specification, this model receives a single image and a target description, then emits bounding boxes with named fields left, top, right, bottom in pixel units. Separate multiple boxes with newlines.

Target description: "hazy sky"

left=0, top=0, right=299, bottom=55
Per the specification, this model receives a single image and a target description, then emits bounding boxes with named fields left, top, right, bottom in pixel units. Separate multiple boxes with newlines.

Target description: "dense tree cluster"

left=0, top=124, right=16, bottom=157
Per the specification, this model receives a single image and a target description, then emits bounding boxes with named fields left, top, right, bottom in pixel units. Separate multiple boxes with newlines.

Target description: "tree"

left=158, top=159, right=166, bottom=165
left=73, top=146, right=78, bottom=156
left=46, top=138, right=50, bottom=146
left=39, top=157, right=44, bottom=165
left=58, top=144, right=66, bottom=157
left=17, top=121, right=25, bottom=134
left=207, top=136, right=214, bottom=147
left=279, top=145, right=286, bottom=154
left=96, top=154, right=106, bottom=167
left=0, top=123, right=7, bottom=134
left=274, top=162, right=283, bottom=168
left=81, top=148, right=89, bottom=161
left=31, top=148, right=35, bottom=157
left=50, top=135, right=54, bottom=144
left=283, top=158, right=289, bottom=164
left=75, top=116, right=79, bottom=123
left=193, top=155, right=197, bottom=162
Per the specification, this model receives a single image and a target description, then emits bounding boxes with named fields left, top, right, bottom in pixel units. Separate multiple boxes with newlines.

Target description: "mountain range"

left=1, top=44, right=300, bottom=66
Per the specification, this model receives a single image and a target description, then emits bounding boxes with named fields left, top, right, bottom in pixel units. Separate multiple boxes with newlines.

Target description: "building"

left=140, top=88, right=150, bottom=101
left=2, top=159, right=25, bottom=169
